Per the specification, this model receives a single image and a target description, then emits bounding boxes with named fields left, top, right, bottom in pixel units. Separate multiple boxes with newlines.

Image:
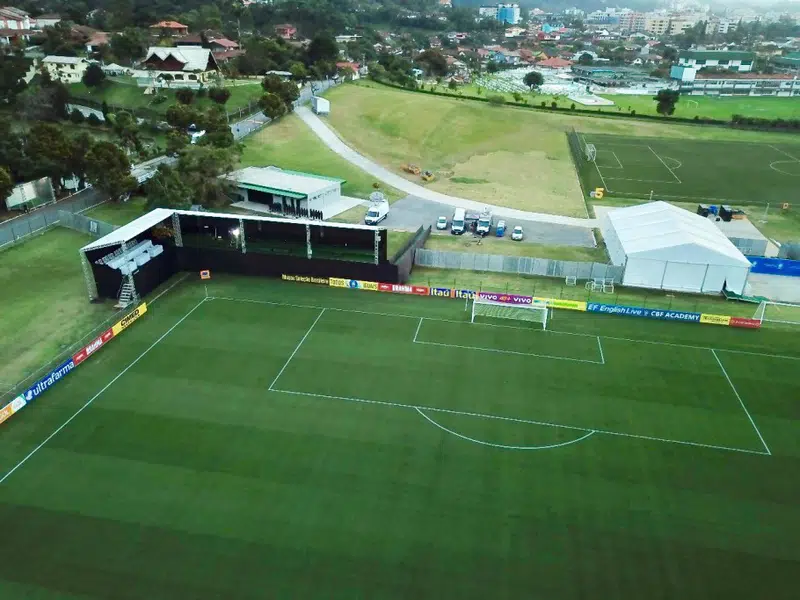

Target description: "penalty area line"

left=268, top=308, right=326, bottom=391
left=0, top=297, right=209, bottom=486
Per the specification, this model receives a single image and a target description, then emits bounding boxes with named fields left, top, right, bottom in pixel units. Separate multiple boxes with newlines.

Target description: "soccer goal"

left=471, top=298, right=549, bottom=330
left=584, top=143, right=597, bottom=163
left=753, top=300, right=800, bottom=326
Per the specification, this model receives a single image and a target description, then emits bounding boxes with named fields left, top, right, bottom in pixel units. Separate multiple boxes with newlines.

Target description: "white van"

left=451, top=207, right=466, bottom=235
left=365, top=200, right=389, bottom=225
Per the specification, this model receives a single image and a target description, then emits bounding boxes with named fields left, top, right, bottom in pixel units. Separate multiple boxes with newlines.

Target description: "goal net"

left=584, top=143, right=597, bottom=163
left=471, top=299, right=549, bottom=329
left=753, top=300, right=800, bottom=326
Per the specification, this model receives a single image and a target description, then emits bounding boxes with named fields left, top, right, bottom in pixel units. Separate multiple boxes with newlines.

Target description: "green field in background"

left=575, top=132, right=800, bottom=203
left=0, top=275, right=798, bottom=599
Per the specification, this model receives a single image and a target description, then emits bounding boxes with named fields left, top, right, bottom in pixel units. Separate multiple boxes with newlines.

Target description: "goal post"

left=471, top=298, right=549, bottom=330
left=585, top=143, right=597, bottom=163
left=753, top=300, right=800, bottom=326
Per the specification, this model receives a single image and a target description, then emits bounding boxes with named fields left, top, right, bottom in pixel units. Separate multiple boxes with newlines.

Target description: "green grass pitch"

left=576, top=132, right=800, bottom=204
left=0, top=276, right=799, bottom=599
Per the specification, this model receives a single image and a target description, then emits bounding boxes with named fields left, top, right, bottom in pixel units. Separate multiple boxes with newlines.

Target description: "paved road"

left=295, top=106, right=598, bottom=229
left=385, top=196, right=595, bottom=247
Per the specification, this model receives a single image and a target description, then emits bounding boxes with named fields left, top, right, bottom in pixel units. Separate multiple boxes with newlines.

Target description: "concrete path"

left=295, top=106, right=598, bottom=229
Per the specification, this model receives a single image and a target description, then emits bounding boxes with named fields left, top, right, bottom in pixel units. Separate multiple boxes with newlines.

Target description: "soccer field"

left=574, top=132, right=800, bottom=204
left=1, top=276, right=799, bottom=599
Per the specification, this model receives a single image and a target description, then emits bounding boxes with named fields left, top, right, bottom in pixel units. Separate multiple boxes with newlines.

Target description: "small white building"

left=311, top=96, right=330, bottom=115
left=228, top=166, right=344, bottom=220
left=601, top=202, right=752, bottom=295
left=42, top=55, right=89, bottom=83
left=677, top=50, right=755, bottom=73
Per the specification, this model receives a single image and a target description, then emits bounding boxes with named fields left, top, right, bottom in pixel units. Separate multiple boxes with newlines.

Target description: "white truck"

left=451, top=207, right=466, bottom=235
left=365, top=192, right=389, bottom=225
left=476, top=209, right=492, bottom=236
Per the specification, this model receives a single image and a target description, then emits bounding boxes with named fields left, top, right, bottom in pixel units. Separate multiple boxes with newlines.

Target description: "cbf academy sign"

left=586, top=302, right=701, bottom=323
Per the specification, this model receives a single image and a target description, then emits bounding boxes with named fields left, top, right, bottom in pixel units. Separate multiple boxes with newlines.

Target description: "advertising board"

left=72, top=328, right=115, bottom=366
left=700, top=314, right=732, bottom=326
left=282, top=274, right=329, bottom=285
left=112, top=303, right=148, bottom=336
left=586, top=302, right=701, bottom=323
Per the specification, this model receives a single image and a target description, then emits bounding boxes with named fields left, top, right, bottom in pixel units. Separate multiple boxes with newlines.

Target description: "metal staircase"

left=115, top=276, right=138, bottom=309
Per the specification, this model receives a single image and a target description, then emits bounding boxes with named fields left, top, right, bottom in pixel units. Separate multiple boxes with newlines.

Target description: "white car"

left=436, top=216, right=448, bottom=230
left=511, top=225, right=524, bottom=241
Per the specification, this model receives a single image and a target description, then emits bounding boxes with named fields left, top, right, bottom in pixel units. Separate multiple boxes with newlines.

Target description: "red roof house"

left=537, top=56, right=573, bottom=69
left=275, top=24, right=297, bottom=40
left=150, top=21, right=189, bottom=36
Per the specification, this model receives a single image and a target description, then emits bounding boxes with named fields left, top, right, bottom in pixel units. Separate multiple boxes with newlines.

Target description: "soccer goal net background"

left=753, top=300, right=800, bottom=326
left=471, top=299, right=549, bottom=329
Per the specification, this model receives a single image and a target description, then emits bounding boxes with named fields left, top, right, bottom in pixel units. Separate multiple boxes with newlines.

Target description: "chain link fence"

left=728, top=236, right=768, bottom=257
left=779, top=242, right=800, bottom=260
left=0, top=189, right=105, bottom=251
left=57, top=211, right=117, bottom=238
left=415, top=248, right=624, bottom=282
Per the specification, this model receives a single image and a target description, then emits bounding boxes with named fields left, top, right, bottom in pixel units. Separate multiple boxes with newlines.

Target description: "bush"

left=151, top=93, right=168, bottom=105
left=570, top=103, right=576, bottom=110
left=196, top=87, right=207, bottom=98
left=87, top=113, right=102, bottom=126
left=630, top=109, right=636, bottom=116
left=208, top=87, right=231, bottom=105
left=540, top=101, right=546, bottom=108
left=487, top=94, right=505, bottom=106
left=551, top=101, right=558, bottom=109
left=175, top=88, right=194, bottom=105
left=70, top=109, right=85, bottom=124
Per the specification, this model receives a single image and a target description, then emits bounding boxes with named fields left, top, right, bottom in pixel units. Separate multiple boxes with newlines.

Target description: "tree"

left=109, top=28, right=147, bottom=65
left=208, top=87, right=231, bottom=105
left=523, top=71, right=544, bottom=90
left=82, top=63, right=106, bottom=88
left=175, top=88, right=195, bottom=105
left=289, top=62, right=308, bottom=82
left=197, top=106, right=234, bottom=148
left=85, top=141, right=136, bottom=201
left=578, top=53, right=593, bottom=65
left=0, top=166, right=13, bottom=206
left=0, top=54, right=30, bottom=104
left=448, top=79, right=457, bottom=91
left=259, top=92, right=286, bottom=120
left=70, top=108, right=86, bottom=124
left=66, top=132, right=94, bottom=189
left=166, top=104, right=197, bottom=130
left=166, top=129, right=188, bottom=156
left=25, top=123, right=72, bottom=194
left=416, top=49, right=448, bottom=78
left=306, top=34, right=339, bottom=66
left=486, top=61, right=500, bottom=73
left=108, top=111, right=141, bottom=152
left=488, top=94, right=505, bottom=106
left=654, top=89, right=680, bottom=116
left=261, top=74, right=299, bottom=111
left=144, top=164, right=193, bottom=210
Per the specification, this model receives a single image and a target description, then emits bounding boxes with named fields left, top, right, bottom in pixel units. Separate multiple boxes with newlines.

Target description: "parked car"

left=436, top=216, right=448, bottom=230
left=511, top=225, right=524, bottom=241
left=495, top=220, right=506, bottom=237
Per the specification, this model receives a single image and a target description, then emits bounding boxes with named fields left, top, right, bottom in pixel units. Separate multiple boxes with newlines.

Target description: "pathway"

left=295, top=106, right=598, bottom=229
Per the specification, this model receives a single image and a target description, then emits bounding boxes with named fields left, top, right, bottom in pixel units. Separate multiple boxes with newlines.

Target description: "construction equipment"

left=401, top=163, right=420, bottom=175
left=421, top=170, right=435, bottom=182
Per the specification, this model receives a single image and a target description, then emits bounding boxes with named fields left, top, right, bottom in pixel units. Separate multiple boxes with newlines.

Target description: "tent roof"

left=81, top=205, right=381, bottom=253
left=228, top=166, right=343, bottom=197
left=81, top=208, right=173, bottom=252
left=606, top=201, right=750, bottom=266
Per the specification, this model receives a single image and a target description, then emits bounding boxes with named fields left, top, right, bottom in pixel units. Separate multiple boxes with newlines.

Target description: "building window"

left=696, top=60, right=706, bottom=65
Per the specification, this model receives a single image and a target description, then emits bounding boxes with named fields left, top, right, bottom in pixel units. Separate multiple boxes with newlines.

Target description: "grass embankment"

left=68, top=77, right=264, bottom=116
left=322, top=82, right=800, bottom=218
left=0, top=229, right=118, bottom=388
left=84, top=198, right=148, bottom=226
left=240, top=114, right=402, bottom=202
left=424, top=232, right=607, bottom=261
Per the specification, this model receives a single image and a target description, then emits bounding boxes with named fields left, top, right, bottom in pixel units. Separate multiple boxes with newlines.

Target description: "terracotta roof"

left=150, top=21, right=187, bottom=29
left=210, top=38, right=238, bottom=49
left=336, top=61, right=360, bottom=71
left=87, top=31, right=109, bottom=46
left=537, top=56, right=573, bottom=68
left=212, top=49, right=245, bottom=62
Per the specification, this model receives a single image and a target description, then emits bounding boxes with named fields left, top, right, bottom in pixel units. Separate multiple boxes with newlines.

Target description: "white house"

left=0, top=6, right=31, bottom=29
left=42, top=56, right=90, bottom=83
left=601, top=202, right=751, bottom=295
left=135, top=46, right=219, bottom=88
left=228, top=166, right=345, bottom=220
left=677, top=50, right=755, bottom=73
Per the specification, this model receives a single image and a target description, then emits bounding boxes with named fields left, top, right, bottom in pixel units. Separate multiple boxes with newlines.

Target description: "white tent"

left=601, top=202, right=751, bottom=294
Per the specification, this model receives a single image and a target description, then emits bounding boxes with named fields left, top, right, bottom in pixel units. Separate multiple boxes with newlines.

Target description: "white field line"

left=413, top=317, right=423, bottom=343
left=649, top=146, right=682, bottom=183
left=0, top=298, right=208, bottom=485
left=603, top=177, right=680, bottom=184
left=596, top=336, right=606, bottom=365
left=209, top=296, right=800, bottom=362
left=414, top=339, right=603, bottom=364
left=270, top=387, right=769, bottom=456
left=711, top=349, right=771, bottom=456
left=414, top=408, right=596, bottom=450
left=608, top=151, right=624, bottom=169
left=768, top=144, right=800, bottom=162
left=268, top=308, right=326, bottom=390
